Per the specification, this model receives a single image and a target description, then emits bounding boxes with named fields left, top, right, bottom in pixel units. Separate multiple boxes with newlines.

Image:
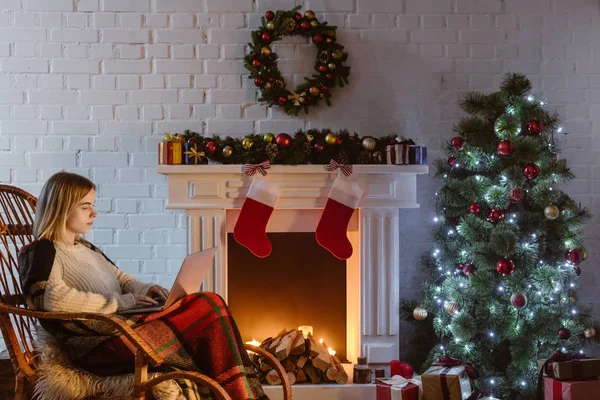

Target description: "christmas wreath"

left=244, top=6, right=350, bottom=116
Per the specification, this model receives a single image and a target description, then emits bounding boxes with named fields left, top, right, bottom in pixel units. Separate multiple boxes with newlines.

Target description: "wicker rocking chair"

left=0, top=184, right=292, bottom=400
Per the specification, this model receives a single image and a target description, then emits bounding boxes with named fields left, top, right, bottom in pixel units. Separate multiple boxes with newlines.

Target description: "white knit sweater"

left=44, top=242, right=154, bottom=314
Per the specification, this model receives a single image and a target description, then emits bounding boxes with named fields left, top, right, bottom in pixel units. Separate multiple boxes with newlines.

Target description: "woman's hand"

left=134, top=294, right=159, bottom=306
left=147, top=285, right=169, bottom=300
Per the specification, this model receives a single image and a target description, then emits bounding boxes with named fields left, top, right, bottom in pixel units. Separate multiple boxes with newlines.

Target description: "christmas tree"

left=415, top=73, right=598, bottom=399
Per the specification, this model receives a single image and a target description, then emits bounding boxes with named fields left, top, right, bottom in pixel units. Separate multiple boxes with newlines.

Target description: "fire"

left=328, top=347, right=336, bottom=356
left=245, top=339, right=260, bottom=347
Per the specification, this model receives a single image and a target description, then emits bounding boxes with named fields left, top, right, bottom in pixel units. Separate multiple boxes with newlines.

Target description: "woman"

left=18, top=171, right=268, bottom=400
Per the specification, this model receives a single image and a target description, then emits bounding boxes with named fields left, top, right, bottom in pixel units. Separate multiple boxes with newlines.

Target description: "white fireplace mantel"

left=158, top=164, right=428, bottom=378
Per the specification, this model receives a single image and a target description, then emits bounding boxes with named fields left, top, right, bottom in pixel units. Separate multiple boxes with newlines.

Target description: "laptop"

left=119, top=246, right=218, bottom=314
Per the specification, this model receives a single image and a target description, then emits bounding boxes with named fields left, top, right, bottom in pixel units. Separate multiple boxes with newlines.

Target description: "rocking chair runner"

left=0, top=184, right=292, bottom=400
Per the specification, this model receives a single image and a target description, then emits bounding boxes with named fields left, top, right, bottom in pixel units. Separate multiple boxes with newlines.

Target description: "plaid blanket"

left=63, top=292, right=268, bottom=400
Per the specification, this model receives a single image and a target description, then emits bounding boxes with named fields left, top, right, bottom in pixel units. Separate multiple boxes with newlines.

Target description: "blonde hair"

left=34, top=172, right=96, bottom=243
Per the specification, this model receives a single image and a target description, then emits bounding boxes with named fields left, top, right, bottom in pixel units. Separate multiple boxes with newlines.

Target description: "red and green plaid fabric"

left=65, top=292, right=268, bottom=400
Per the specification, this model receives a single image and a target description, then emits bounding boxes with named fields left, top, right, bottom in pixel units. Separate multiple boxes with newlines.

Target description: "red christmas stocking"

left=233, top=178, right=280, bottom=258
left=315, top=177, right=364, bottom=260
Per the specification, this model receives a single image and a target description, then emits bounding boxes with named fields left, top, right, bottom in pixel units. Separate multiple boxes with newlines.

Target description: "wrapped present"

left=183, top=141, right=208, bottom=165
left=376, top=375, right=422, bottom=400
left=409, top=146, right=427, bottom=165
left=543, top=376, right=600, bottom=400
left=386, top=139, right=414, bottom=165
left=158, top=132, right=183, bottom=165
left=538, top=353, right=600, bottom=381
left=421, top=356, right=485, bottom=400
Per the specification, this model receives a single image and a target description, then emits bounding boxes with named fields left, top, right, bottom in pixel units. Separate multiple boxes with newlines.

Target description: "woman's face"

left=65, top=189, right=97, bottom=242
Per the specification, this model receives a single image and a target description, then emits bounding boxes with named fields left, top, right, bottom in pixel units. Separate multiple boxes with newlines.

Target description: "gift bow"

left=164, top=130, right=173, bottom=141
left=433, top=356, right=488, bottom=398
left=325, top=159, right=353, bottom=177
left=536, top=352, right=588, bottom=400
left=243, top=160, right=271, bottom=177
left=184, top=147, right=205, bottom=162
left=381, top=375, right=423, bottom=400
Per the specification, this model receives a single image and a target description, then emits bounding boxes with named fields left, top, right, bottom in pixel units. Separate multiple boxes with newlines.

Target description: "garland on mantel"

left=174, top=129, right=407, bottom=165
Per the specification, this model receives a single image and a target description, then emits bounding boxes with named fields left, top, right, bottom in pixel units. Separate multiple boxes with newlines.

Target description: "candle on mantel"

left=298, top=325, right=313, bottom=338
left=328, top=347, right=337, bottom=356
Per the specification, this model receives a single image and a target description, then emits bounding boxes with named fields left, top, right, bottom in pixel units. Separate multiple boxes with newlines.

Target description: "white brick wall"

left=1, top=0, right=599, bottom=355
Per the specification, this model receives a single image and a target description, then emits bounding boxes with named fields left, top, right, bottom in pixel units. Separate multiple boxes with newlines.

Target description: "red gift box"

left=376, top=376, right=422, bottom=400
left=544, top=376, right=600, bottom=400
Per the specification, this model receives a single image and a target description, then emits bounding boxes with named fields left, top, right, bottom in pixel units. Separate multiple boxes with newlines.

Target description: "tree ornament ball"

left=205, top=141, right=217, bottom=154
left=524, top=163, right=541, bottom=180
left=276, top=133, right=292, bottom=147
left=266, top=21, right=275, bottom=30
left=310, top=20, right=319, bottom=28
left=309, top=86, right=320, bottom=96
left=510, top=188, right=525, bottom=203
left=328, top=62, right=337, bottom=70
left=583, top=249, right=588, bottom=260
left=463, top=264, right=476, bottom=276
left=254, top=77, right=264, bottom=87
left=304, top=10, right=316, bottom=20
left=566, top=248, right=584, bottom=265
left=497, top=140, right=514, bottom=156
left=487, top=208, right=505, bottom=224
left=314, top=143, right=324, bottom=152
left=252, top=59, right=261, bottom=68
left=294, top=12, right=302, bottom=21
left=510, top=292, right=528, bottom=309
left=261, top=46, right=272, bottom=56
left=362, top=137, right=376, bottom=151
left=544, top=205, right=560, bottom=220
left=469, top=203, right=481, bottom=214
left=455, top=263, right=465, bottom=273
left=278, top=96, right=287, bottom=105
left=300, top=20, right=310, bottom=30
left=558, top=327, right=571, bottom=340
left=448, top=156, right=457, bottom=167
left=413, top=306, right=428, bottom=321
left=319, top=65, right=328, bottom=73
left=312, top=34, right=323, bottom=44
left=325, top=133, right=338, bottom=145
left=574, top=266, right=582, bottom=276
left=261, top=32, right=272, bottom=42
left=265, top=10, right=275, bottom=20
left=242, top=138, right=254, bottom=150
left=584, top=327, right=596, bottom=339
left=336, top=136, right=344, bottom=145
left=451, top=136, right=465, bottom=150
left=496, top=258, right=515, bottom=276
left=445, top=301, right=461, bottom=315
left=222, top=146, right=233, bottom=158
left=263, top=132, right=275, bottom=143
left=527, top=120, right=544, bottom=136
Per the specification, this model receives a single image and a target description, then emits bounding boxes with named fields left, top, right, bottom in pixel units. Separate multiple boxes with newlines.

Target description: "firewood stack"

left=251, top=329, right=349, bottom=385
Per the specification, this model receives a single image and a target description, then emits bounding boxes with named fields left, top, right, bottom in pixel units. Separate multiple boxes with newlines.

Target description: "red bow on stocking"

left=243, top=160, right=271, bottom=177
left=325, top=159, right=353, bottom=177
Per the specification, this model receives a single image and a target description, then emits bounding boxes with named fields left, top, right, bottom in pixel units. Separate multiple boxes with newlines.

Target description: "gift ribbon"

left=381, top=375, right=423, bottom=400
left=433, top=356, right=489, bottom=398
left=325, top=159, right=353, bottom=177
left=164, top=130, right=173, bottom=141
left=536, top=352, right=587, bottom=400
left=243, top=160, right=271, bottom=177
left=184, top=147, right=205, bottom=163
left=552, top=379, right=562, bottom=400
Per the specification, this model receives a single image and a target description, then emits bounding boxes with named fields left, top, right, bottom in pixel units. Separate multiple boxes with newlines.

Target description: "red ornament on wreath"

left=312, top=34, right=324, bottom=44
left=448, top=156, right=457, bottom=167
left=254, top=77, right=264, bottom=87
left=278, top=96, right=287, bottom=105
left=523, top=163, right=540, bottom=180
left=276, top=133, right=292, bottom=147
left=496, top=258, right=515, bottom=276
left=566, top=248, right=584, bottom=265
left=469, top=203, right=481, bottom=214
left=510, top=188, right=525, bottom=203
left=487, top=208, right=505, bottom=224
left=314, top=143, right=324, bottom=152
left=261, top=32, right=272, bottom=42
left=463, top=264, right=476, bottom=276
left=265, top=10, right=275, bottom=20
left=451, top=136, right=465, bottom=150
left=252, top=59, right=261, bottom=68
left=300, top=20, right=310, bottom=29
left=558, top=327, right=571, bottom=340
left=294, top=12, right=302, bottom=21
left=205, top=141, right=217, bottom=155
left=497, top=140, right=514, bottom=156
left=527, top=120, right=544, bottom=136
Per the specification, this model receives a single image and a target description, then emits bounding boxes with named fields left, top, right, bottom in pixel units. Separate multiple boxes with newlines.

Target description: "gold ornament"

left=332, top=50, right=343, bottom=60
left=326, top=38, right=332, bottom=43
left=264, top=82, right=272, bottom=89
left=274, top=79, right=284, bottom=88
left=306, top=134, right=314, bottom=142
left=261, top=46, right=272, bottom=56
left=328, top=62, right=337, bottom=70
left=304, top=10, right=316, bottom=20
left=222, top=146, right=233, bottom=158
left=413, top=306, right=428, bottom=321
left=584, top=327, right=596, bottom=338
left=325, top=133, right=337, bottom=145
left=264, top=133, right=275, bottom=143
left=242, top=138, right=254, bottom=150
left=266, top=21, right=275, bottom=30
left=319, top=93, right=324, bottom=98
left=310, top=20, right=319, bottom=28
left=287, top=19, right=296, bottom=31
left=309, top=87, right=320, bottom=96
left=362, top=137, right=376, bottom=151
left=583, top=249, right=588, bottom=260
left=544, top=205, right=560, bottom=220
left=445, top=300, right=461, bottom=315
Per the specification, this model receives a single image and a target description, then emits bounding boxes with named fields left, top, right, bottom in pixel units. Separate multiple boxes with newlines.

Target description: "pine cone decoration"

left=303, top=141, right=312, bottom=155
left=358, top=150, right=372, bottom=164
left=265, top=143, right=278, bottom=161
left=335, top=150, right=350, bottom=165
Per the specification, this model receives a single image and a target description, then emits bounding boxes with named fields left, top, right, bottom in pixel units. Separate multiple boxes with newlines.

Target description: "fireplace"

left=159, top=164, right=427, bottom=399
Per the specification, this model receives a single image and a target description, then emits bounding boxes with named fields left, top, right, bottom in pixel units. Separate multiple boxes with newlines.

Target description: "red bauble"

left=523, top=163, right=541, bottom=180
left=251, top=59, right=261, bottom=68
left=321, top=85, right=329, bottom=92
left=510, top=292, right=528, bottom=309
left=527, top=120, right=544, bottom=136
left=574, top=266, right=582, bottom=276
left=275, top=133, right=292, bottom=147
left=509, top=188, right=525, bottom=203
left=300, top=21, right=310, bottom=30
left=261, top=32, right=272, bottom=42
left=463, top=264, right=476, bottom=276
left=566, top=248, right=584, bottom=265
left=469, top=203, right=481, bottom=214
left=336, top=136, right=343, bottom=145
left=326, top=73, right=333, bottom=80
left=318, top=65, right=328, bottom=73
left=496, top=258, right=515, bottom=276
left=448, top=156, right=457, bottom=166
left=254, top=77, right=264, bottom=87
left=497, top=140, right=514, bottom=156
left=558, top=327, right=571, bottom=340
left=250, top=51, right=257, bottom=58
left=265, top=10, right=275, bottom=20
left=278, top=96, right=287, bottom=105
left=455, top=263, right=465, bottom=273
left=205, top=141, right=217, bottom=154
left=314, top=143, right=324, bottom=152
left=487, top=208, right=505, bottom=224
left=312, top=34, right=323, bottom=44
left=399, top=363, right=414, bottom=379
left=294, top=12, right=302, bottom=21
left=451, top=136, right=465, bottom=150
left=186, top=138, right=197, bottom=145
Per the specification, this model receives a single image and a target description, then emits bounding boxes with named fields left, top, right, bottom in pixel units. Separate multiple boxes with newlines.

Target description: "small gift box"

left=543, top=376, right=600, bottom=400
left=538, top=353, right=600, bottom=380
left=409, top=145, right=427, bottom=165
left=386, top=139, right=414, bottom=165
left=183, top=141, right=208, bottom=165
left=158, top=132, right=183, bottom=165
left=422, top=357, right=481, bottom=400
left=376, top=376, right=422, bottom=400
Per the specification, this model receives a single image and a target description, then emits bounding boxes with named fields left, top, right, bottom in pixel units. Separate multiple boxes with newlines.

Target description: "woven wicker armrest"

left=0, top=301, right=164, bottom=367
left=246, top=344, right=293, bottom=400
left=143, top=371, right=232, bottom=400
